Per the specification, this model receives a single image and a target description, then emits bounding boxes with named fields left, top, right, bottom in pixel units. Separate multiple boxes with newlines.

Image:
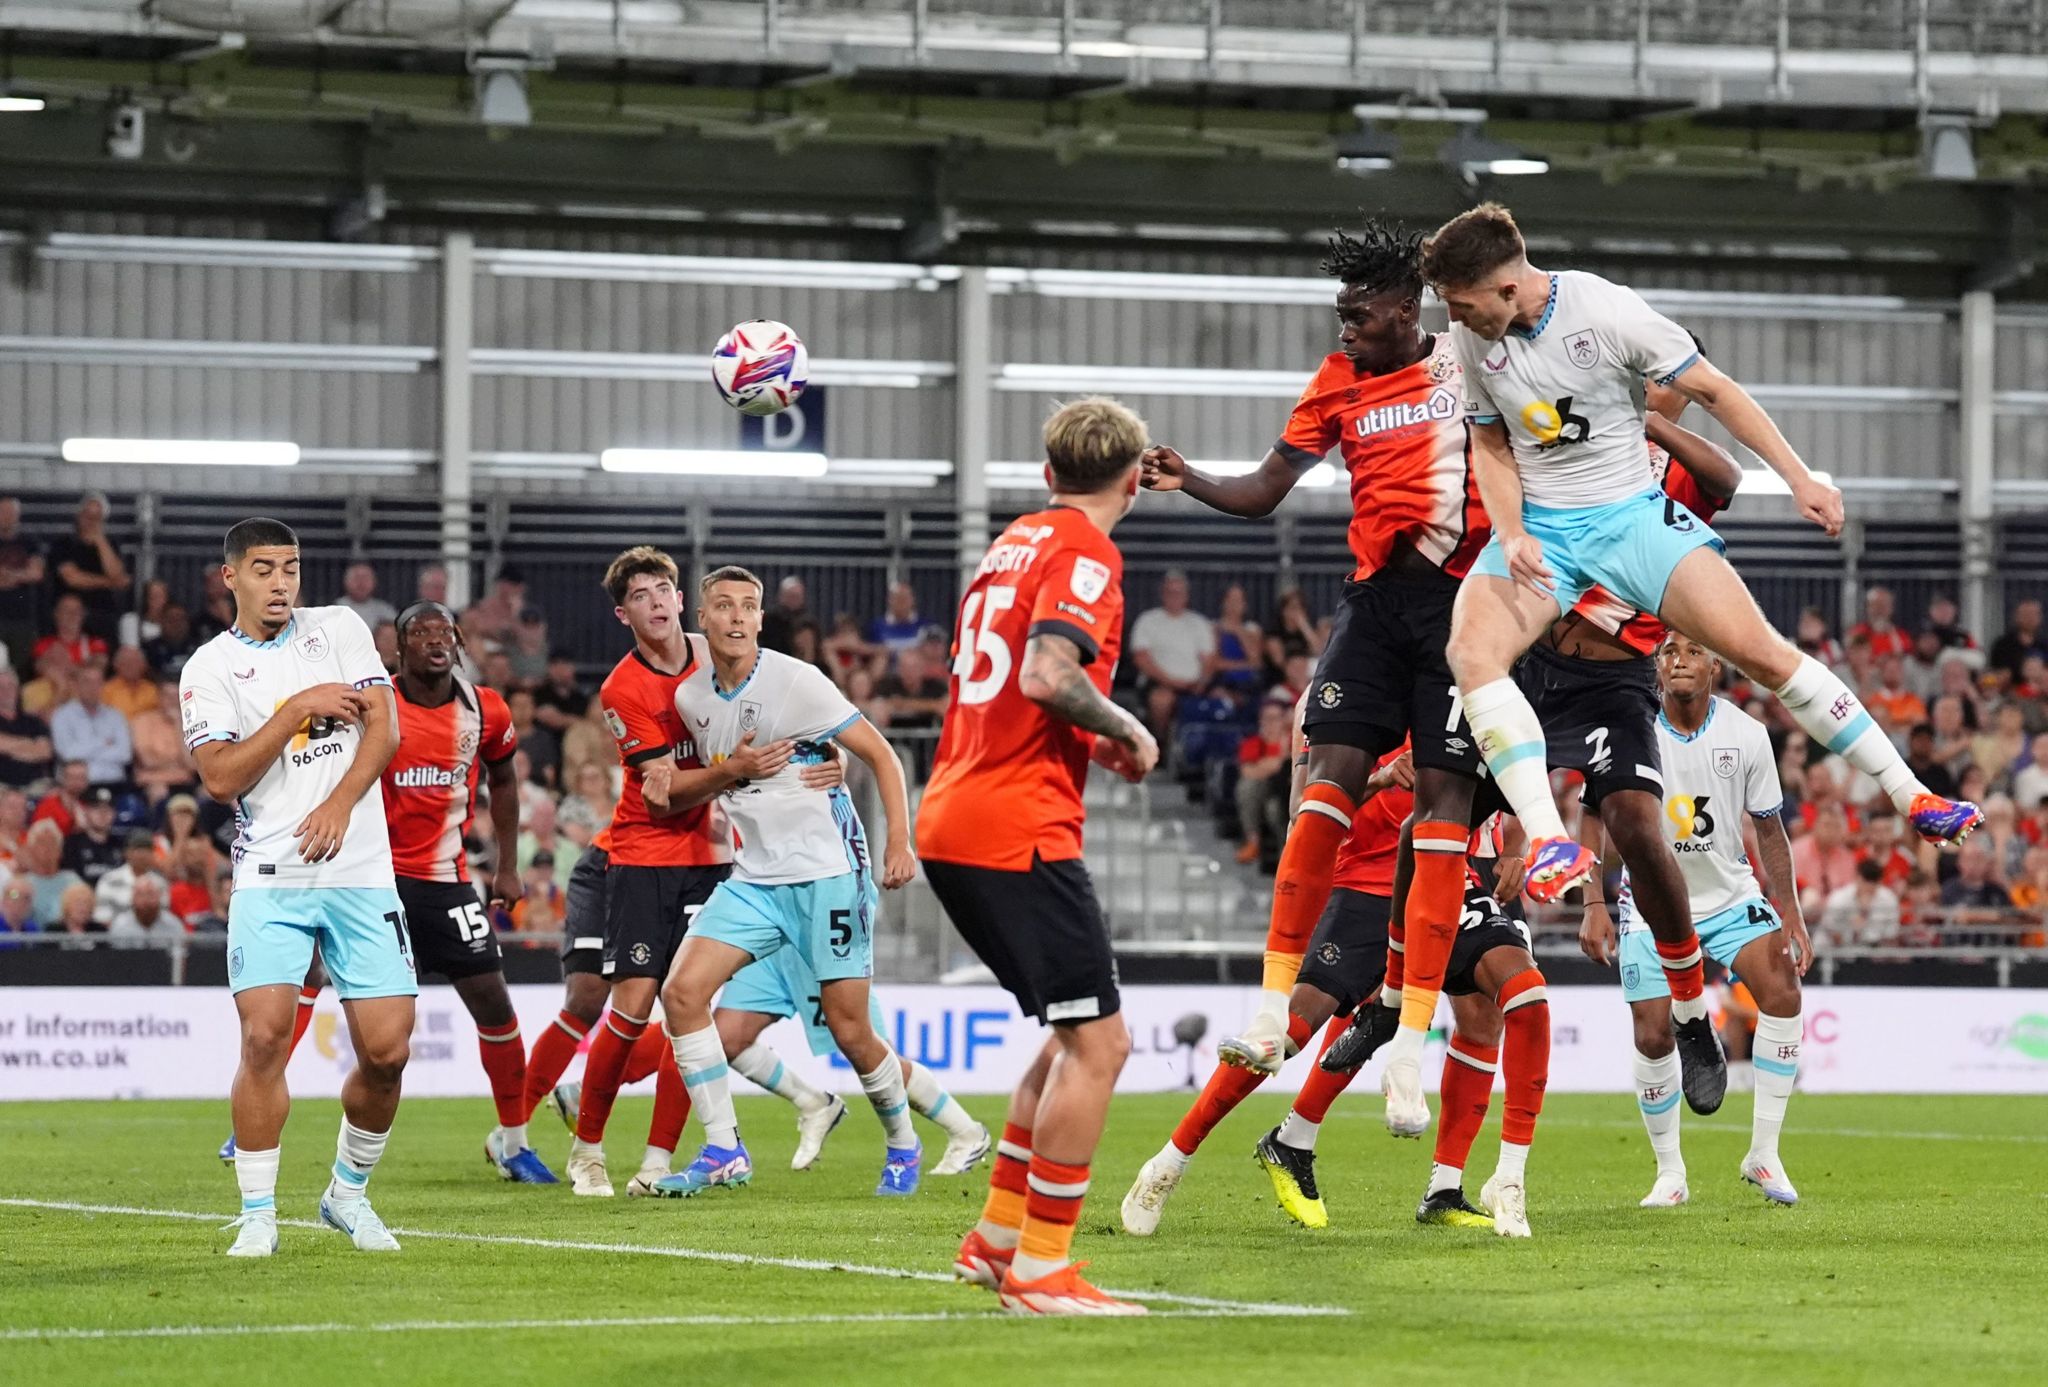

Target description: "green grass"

left=2, top=1091, right=2044, bottom=1385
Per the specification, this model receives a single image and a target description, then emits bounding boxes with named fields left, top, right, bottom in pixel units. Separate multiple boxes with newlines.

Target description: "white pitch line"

left=1329, top=1113, right=2048, bottom=1144
left=0, top=1309, right=1259, bottom=1343
left=0, top=1198, right=1346, bottom=1319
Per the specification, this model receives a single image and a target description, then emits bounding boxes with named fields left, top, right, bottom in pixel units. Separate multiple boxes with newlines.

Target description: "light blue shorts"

left=692, top=871, right=877, bottom=986
left=721, top=946, right=889, bottom=1058
left=228, top=886, right=418, bottom=1000
left=1619, top=897, right=1782, bottom=1003
left=1469, top=485, right=1724, bottom=616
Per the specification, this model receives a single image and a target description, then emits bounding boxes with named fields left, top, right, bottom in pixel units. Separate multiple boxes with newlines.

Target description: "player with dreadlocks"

left=1143, top=215, right=1492, bottom=1088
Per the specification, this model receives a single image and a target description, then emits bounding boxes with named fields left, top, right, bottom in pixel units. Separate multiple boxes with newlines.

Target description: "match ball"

left=712, top=319, right=809, bottom=417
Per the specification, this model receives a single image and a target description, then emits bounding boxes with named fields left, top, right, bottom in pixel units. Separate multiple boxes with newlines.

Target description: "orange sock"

left=1498, top=969, right=1551, bottom=1147
left=1432, top=1035, right=1499, bottom=1173
left=1015, top=1155, right=1090, bottom=1278
left=976, top=1122, right=1031, bottom=1248
left=1654, top=934, right=1706, bottom=1003
left=1400, top=822, right=1468, bottom=1032
left=621, top=1021, right=668, bottom=1086
left=1288, top=1016, right=1359, bottom=1125
left=287, top=984, right=319, bottom=1058
left=476, top=1020, right=527, bottom=1128
left=1262, top=783, right=1357, bottom=994
left=646, top=1039, right=692, bottom=1154
left=574, top=1010, right=646, bottom=1144
left=520, top=1009, right=589, bottom=1122
left=1384, top=909, right=1406, bottom=993
left=1170, top=1063, right=1267, bottom=1157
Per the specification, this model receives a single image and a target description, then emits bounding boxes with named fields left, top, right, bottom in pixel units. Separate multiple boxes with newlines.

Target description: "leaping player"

left=1579, top=633, right=1811, bottom=1206
left=182, top=518, right=412, bottom=1256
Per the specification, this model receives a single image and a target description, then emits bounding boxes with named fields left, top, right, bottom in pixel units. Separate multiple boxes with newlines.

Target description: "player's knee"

left=356, top=1033, right=410, bottom=1083
left=661, top=973, right=709, bottom=1022
left=1288, top=983, right=1337, bottom=1031
left=1743, top=632, right=1801, bottom=689
left=1063, top=1015, right=1131, bottom=1076
left=1633, top=1013, right=1674, bottom=1057
left=240, top=1018, right=293, bottom=1072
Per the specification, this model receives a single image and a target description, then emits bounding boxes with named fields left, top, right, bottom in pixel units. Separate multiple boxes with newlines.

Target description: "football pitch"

left=2, top=1091, right=2043, bottom=1386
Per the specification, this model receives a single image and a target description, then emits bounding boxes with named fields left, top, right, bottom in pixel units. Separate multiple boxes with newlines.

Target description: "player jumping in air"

left=923, top=398, right=1160, bottom=1316
left=1141, top=218, right=1493, bottom=1102
left=380, top=600, right=556, bottom=1184
left=1421, top=202, right=1980, bottom=912
left=1579, top=634, right=1811, bottom=1206
left=182, top=518, right=412, bottom=1256
left=654, top=566, right=920, bottom=1198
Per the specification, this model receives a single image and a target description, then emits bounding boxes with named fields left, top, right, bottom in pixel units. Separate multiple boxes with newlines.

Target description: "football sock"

left=1384, top=906, right=1406, bottom=993
left=1013, top=1155, right=1089, bottom=1282
left=977, top=1122, right=1031, bottom=1249
left=574, top=1009, right=646, bottom=1145
left=288, top=984, right=319, bottom=1058
left=521, top=1009, right=590, bottom=1121
left=234, top=1144, right=279, bottom=1216
left=326, top=1118, right=389, bottom=1209
left=641, top=1145, right=673, bottom=1175
left=1499, top=968, right=1551, bottom=1167
left=1395, top=824, right=1468, bottom=1042
left=1463, top=677, right=1568, bottom=840
left=1634, top=1048, right=1685, bottom=1175
left=1654, top=934, right=1709, bottom=1016
left=857, top=1052, right=917, bottom=1149
left=732, top=1041, right=833, bottom=1112
left=673, top=1024, right=740, bottom=1149
left=902, top=1056, right=980, bottom=1138
left=647, top=1039, right=692, bottom=1155
left=1750, top=1012, right=1803, bottom=1163
left=1260, top=782, right=1357, bottom=999
left=1170, top=1051, right=1267, bottom=1157
left=622, top=1021, right=668, bottom=1086
left=476, top=1020, right=527, bottom=1131
left=1495, top=1139, right=1530, bottom=1187
left=1433, top=1034, right=1500, bottom=1178
left=1772, top=654, right=1926, bottom=809
left=1276, top=1017, right=1357, bottom=1151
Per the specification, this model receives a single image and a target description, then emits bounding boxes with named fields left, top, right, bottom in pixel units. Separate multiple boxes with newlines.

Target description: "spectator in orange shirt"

left=1865, top=653, right=1926, bottom=730
left=1233, top=699, right=1291, bottom=866
left=1857, top=805, right=1917, bottom=893
left=2008, top=846, right=2048, bottom=948
left=101, top=645, right=157, bottom=721
left=1847, top=584, right=1912, bottom=660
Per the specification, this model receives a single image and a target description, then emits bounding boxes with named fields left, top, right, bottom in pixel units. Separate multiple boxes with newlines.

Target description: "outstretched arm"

left=1141, top=445, right=1307, bottom=519
left=833, top=717, right=917, bottom=889
left=1668, top=360, right=1841, bottom=535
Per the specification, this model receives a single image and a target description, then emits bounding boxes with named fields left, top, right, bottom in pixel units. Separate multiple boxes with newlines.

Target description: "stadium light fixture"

left=0, top=96, right=46, bottom=113
left=1438, top=129, right=1548, bottom=178
left=1334, top=127, right=1400, bottom=174
left=599, top=448, right=829, bottom=478
left=1919, top=115, right=1976, bottom=181
left=61, top=438, right=300, bottom=466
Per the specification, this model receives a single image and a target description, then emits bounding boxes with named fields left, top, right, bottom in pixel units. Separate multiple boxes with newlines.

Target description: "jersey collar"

left=1506, top=274, right=1560, bottom=341
left=1658, top=695, right=1717, bottom=743
left=714, top=649, right=763, bottom=701
left=229, top=617, right=296, bottom=650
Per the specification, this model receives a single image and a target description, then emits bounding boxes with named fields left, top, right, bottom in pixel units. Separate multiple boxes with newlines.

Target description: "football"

left=712, top=318, right=809, bottom=417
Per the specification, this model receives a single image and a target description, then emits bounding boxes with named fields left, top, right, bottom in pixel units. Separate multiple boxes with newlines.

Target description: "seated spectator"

left=1897, top=868, right=1943, bottom=943
left=1902, top=628, right=1946, bottom=704
left=187, top=864, right=233, bottom=934
left=508, top=687, right=559, bottom=788
left=463, top=566, right=532, bottom=655
left=192, top=566, right=237, bottom=644
left=107, top=875, right=182, bottom=946
left=0, top=666, right=53, bottom=788
left=21, top=643, right=72, bottom=719
left=1832, top=631, right=1876, bottom=699
left=1989, top=598, right=2046, bottom=685
left=1940, top=838, right=2010, bottom=915
left=789, top=619, right=836, bottom=682
left=1271, top=653, right=1313, bottom=708
left=1131, top=571, right=1217, bottom=742
left=1903, top=723, right=1960, bottom=802
left=1792, top=802, right=1859, bottom=918
left=558, top=762, right=614, bottom=836
left=94, top=829, right=169, bottom=926
left=1935, top=655, right=1983, bottom=723
left=1209, top=584, right=1264, bottom=700
left=50, top=491, right=130, bottom=642
left=1981, top=794, right=2029, bottom=881
left=511, top=849, right=565, bottom=935
left=336, top=560, right=398, bottom=629
left=416, top=562, right=450, bottom=605
left=479, top=650, right=517, bottom=694
left=53, top=880, right=101, bottom=944
left=50, top=665, right=132, bottom=787
left=2014, top=734, right=2048, bottom=814
left=155, top=790, right=205, bottom=860
left=844, top=666, right=889, bottom=731
left=1857, top=805, right=1916, bottom=893
left=876, top=645, right=949, bottom=733
left=1928, top=694, right=1976, bottom=773
left=130, top=681, right=196, bottom=806
left=103, top=645, right=158, bottom=721
left=35, top=594, right=107, bottom=671
left=0, top=494, right=47, bottom=673
left=1233, top=699, right=1291, bottom=865
left=556, top=698, right=616, bottom=793
left=372, top=620, right=399, bottom=675
left=166, top=836, right=216, bottom=924
left=1263, top=587, right=1326, bottom=680
left=0, top=877, right=37, bottom=941
left=1794, top=605, right=1844, bottom=667
left=914, top=623, right=951, bottom=675
left=2008, top=846, right=2048, bottom=947
left=0, top=786, right=26, bottom=865
left=1847, top=584, right=1911, bottom=659
left=1971, top=700, right=2029, bottom=787
left=531, top=651, right=589, bottom=732
left=1819, top=859, right=1901, bottom=948
left=1923, top=592, right=1976, bottom=650
left=516, top=795, right=575, bottom=875
left=822, top=613, right=880, bottom=686
left=30, top=760, right=91, bottom=836
left=142, top=602, right=199, bottom=679
left=61, top=786, right=123, bottom=887
left=117, top=578, right=173, bottom=653
left=508, top=606, right=551, bottom=685
left=759, top=575, right=809, bottom=655
left=1864, top=653, right=1925, bottom=730
left=867, top=582, right=926, bottom=661
left=19, top=820, right=82, bottom=925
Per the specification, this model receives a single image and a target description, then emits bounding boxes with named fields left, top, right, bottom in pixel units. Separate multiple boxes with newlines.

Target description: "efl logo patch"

left=604, top=708, right=628, bottom=741
left=1070, top=557, right=1111, bottom=604
left=1566, top=330, right=1599, bottom=370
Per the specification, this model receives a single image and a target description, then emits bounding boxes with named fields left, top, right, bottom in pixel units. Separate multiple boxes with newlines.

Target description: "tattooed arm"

left=1019, top=632, right=1160, bottom=779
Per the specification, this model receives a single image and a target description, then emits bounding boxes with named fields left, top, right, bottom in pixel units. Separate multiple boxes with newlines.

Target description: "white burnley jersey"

left=1618, top=696, right=1783, bottom=934
left=676, top=647, right=867, bottom=886
left=1452, top=270, right=1701, bottom=509
left=179, top=606, right=397, bottom=891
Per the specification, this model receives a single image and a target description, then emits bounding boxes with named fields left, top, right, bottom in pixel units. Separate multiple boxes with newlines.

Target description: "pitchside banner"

left=3, top=985, right=2047, bottom=1101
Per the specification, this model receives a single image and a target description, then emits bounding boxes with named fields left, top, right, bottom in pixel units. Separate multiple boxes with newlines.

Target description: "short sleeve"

left=1744, top=718, right=1785, bottom=816
left=601, top=674, right=673, bottom=769
left=1610, top=286, right=1699, bottom=385
left=785, top=661, right=862, bottom=743
left=178, top=653, right=237, bottom=752
left=479, top=687, right=518, bottom=765
left=330, top=610, right=390, bottom=690
left=1276, top=360, right=1342, bottom=466
left=1451, top=329, right=1501, bottom=424
left=1028, top=542, right=1122, bottom=666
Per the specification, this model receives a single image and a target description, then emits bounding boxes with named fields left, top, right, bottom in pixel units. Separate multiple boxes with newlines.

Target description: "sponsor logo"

left=1316, top=682, right=1342, bottom=710
left=1714, top=748, right=1738, bottom=778
left=234, top=667, right=257, bottom=683
left=629, top=942, right=653, bottom=967
left=392, top=765, right=465, bottom=789
left=1315, top=941, right=1342, bottom=966
left=1565, top=329, right=1598, bottom=370
left=1070, top=557, right=1111, bottom=604
left=181, top=689, right=195, bottom=703
left=291, top=740, right=344, bottom=768
left=604, top=708, right=628, bottom=741
left=1444, top=736, right=1469, bottom=756
left=1641, top=1082, right=1666, bottom=1103
left=296, top=629, right=329, bottom=661
left=1829, top=693, right=1855, bottom=722
left=1483, top=349, right=1508, bottom=373
left=1351, top=387, right=1459, bottom=439
left=1520, top=395, right=1592, bottom=450
left=696, top=716, right=709, bottom=728
left=1972, top=1013, right=2048, bottom=1062
left=1055, top=600, right=1098, bottom=626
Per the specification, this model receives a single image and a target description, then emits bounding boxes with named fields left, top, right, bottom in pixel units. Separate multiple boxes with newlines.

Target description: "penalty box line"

left=0, top=1198, right=1348, bottom=1320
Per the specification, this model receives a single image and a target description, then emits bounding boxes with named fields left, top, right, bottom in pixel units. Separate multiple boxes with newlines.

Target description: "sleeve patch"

left=1069, top=557, right=1111, bottom=605
left=604, top=707, right=628, bottom=741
